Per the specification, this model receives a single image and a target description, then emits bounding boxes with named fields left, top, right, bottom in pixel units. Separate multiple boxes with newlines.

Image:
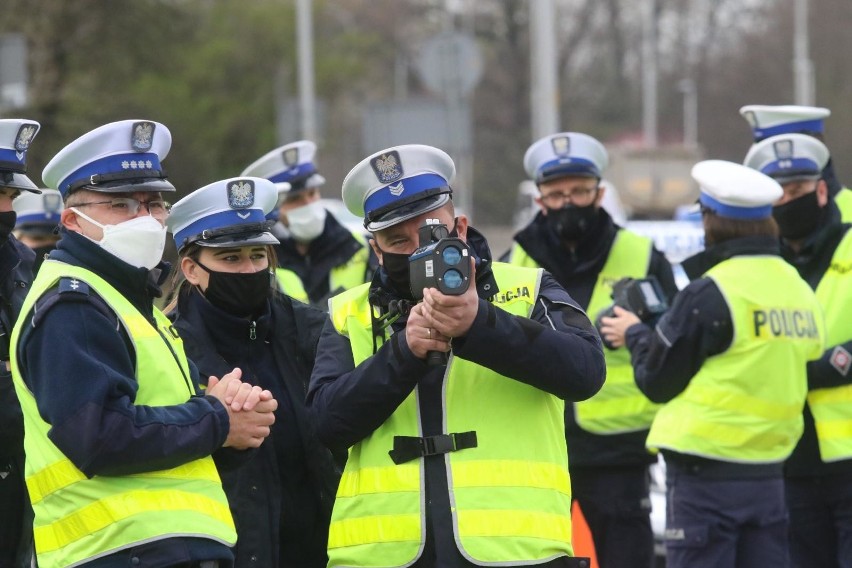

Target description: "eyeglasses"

left=74, top=197, right=171, bottom=218
left=540, top=186, right=598, bottom=207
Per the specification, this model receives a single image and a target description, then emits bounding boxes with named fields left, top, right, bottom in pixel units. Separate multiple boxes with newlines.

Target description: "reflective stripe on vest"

left=509, top=232, right=660, bottom=433
left=327, top=263, right=574, bottom=566
left=575, top=231, right=660, bottom=433
left=11, top=260, right=236, bottom=568
left=835, top=187, right=852, bottom=224
left=647, top=256, right=825, bottom=463
left=809, top=229, right=852, bottom=461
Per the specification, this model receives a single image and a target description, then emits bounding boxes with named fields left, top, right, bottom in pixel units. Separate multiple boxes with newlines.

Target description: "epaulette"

left=57, top=277, right=91, bottom=296
left=31, top=279, right=115, bottom=329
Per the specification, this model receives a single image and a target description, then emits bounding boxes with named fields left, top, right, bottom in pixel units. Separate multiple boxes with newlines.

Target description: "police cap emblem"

left=371, top=151, right=403, bottom=184
left=283, top=147, right=299, bottom=168
left=131, top=121, right=155, bottom=152
left=43, top=193, right=62, bottom=214
left=228, top=179, right=255, bottom=209
left=15, top=124, right=38, bottom=154
left=773, top=139, right=794, bottom=160
left=551, top=135, right=570, bottom=156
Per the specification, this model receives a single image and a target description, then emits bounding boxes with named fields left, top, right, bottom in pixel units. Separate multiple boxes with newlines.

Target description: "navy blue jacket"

left=172, top=287, right=339, bottom=567
left=16, top=229, right=235, bottom=567
left=0, top=235, right=35, bottom=455
left=506, top=209, right=678, bottom=469
left=275, top=213, right=378, bottom=306
left=308, top=227, right=605, bottom=568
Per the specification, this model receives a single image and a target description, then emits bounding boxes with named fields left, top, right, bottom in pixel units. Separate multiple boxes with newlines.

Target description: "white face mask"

left=71, top=208, right=167, bottom=270
left=286, top=200, right=327, bottom=242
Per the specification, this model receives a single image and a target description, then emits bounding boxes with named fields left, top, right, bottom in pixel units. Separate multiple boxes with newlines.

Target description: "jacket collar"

left=50, top=229, right=168, bottom=315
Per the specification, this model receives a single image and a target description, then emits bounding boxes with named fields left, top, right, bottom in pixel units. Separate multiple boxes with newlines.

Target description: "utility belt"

left=663, top=450, right=784, bottom=480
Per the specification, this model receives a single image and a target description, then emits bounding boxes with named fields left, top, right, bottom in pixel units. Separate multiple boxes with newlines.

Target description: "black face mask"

left=379, top=250, right=414, bottom=299
left=0, top=211, right=17, bottom=242
left=377, top=218, right=460, bottom=299
left=545, top=204, right=599, bottom=243
left=32, top=245, right=56, bottom=274
left=196, top=261, right=272, bottom=317
left=772, top=191, right=822, bottom=240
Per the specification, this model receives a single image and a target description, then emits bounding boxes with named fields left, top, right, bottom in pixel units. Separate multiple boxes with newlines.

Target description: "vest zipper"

left=249, top=320, right=257, bottom=340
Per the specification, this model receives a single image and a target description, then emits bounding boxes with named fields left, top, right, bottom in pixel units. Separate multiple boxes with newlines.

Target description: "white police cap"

left=342, top=144, right=455, bottom=232
left=524, top=132, right=608, bottom=184
left=241, top=140, right=325, bottom=195
left=743, top=133, right=829, bottom=184
left=739, top=105, right=831, bottom=142
left=693, top=160, right=783, bottom=220
left=166, top=177, right=279, bottom=253
left=42, top=119, right=175, bottom=198
left=13, top=189, right=63, bottom=235
left=0, top=119, right=41, bottom=194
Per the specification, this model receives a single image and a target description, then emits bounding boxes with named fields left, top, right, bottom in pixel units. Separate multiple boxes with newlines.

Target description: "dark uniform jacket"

left=16, top=229, right=235, bottom=567
left=626, top=235, right=788, bottom=478
left=308, top=227, right=606, bottom=568
left=275, top=213, right=377, bottom=306
left=172, top=288, right=339, bottom=567
left=508, top=209, right=678, bottom=469
left=0, top=235, right=35, bottom=567
left=0, top=235, right=35, bottom=454
left=778, top=202, right=852, bottom=478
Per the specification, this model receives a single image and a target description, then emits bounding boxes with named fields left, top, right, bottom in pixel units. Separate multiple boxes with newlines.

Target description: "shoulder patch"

left=58, top=277, right=90, bottom=296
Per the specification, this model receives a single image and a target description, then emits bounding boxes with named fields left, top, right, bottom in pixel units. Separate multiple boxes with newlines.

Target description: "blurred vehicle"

left=649, top=455, right=667, bottom=566
left=625, top=219, right=705, bottom=290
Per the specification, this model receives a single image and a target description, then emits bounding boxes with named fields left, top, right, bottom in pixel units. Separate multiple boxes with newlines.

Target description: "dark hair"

left=702, top=209, right=779, bottom=246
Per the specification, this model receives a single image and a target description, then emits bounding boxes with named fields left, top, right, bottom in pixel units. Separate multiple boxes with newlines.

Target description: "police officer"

left=0, top=119, right=40, bottom=568
left=12, top=119, right=277, bottom=568
left=13, top=188, right=64, bottom=274
left=166, top=176, right=339, bottom=567
left=740, top=105, right=852, bottom=222
left=504, top=132, right=678, bottom=568
left=308, top=144, right=606, bottom=567
left=744, top=134, right=852, bottom=568
left=600, top=160, right=826, bottom=568
left=242, top=140, right=377, bottom=306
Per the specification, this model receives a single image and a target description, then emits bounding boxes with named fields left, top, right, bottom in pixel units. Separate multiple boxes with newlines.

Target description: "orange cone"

left=572, top=501, right=599, bottom=568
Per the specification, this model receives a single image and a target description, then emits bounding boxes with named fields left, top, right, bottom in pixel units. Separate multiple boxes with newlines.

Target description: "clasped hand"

left=207, top=368, right=278, bottom=449
left=405, top=258, right=479, bottom=360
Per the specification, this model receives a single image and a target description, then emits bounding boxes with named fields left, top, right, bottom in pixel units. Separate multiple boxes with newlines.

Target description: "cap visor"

left=366, top=194, right=450, bottom=232
left=74, top=178, right=176, bottom=194
left=193, top=231, right=280, bottom=250
left=2, top=173, right=41, bottom=194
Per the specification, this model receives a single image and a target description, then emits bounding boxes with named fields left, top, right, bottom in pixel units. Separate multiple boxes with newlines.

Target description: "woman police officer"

left=166, top=177, right=339, bottom=567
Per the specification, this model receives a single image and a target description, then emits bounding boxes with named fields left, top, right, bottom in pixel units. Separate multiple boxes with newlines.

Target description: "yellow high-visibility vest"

left=808, top=229, right=852, bottom=461
left=647, top=255, right=825, bottom=463
left=11, top=260, right=236, bottom=568
left=327, top=263, right=574, bottom=567
left=509, top=231, right=661, bottom=433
